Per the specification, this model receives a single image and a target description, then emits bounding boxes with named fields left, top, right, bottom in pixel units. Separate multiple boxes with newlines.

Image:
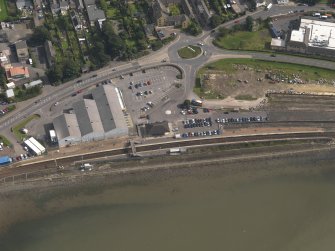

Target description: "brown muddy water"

left=1, top=154, right=335, bottom=251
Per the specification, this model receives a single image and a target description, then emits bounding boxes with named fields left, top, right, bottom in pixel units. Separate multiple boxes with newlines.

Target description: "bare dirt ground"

left=201, top=64, right=335, bottom=101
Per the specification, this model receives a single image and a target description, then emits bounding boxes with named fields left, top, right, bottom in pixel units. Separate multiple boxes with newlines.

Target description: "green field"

left=199, top=58, right=335, bottom=81
left=0, top=0, right=8, bottom=21
left=12, top=114, right=41, bottom=141
left=178, top=45, right=201, bottom=59
left=214, top=29, right=271, bottom=51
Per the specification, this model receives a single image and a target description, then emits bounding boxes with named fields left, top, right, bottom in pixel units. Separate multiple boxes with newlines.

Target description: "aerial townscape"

left=1, top=0, right=335, bottom=247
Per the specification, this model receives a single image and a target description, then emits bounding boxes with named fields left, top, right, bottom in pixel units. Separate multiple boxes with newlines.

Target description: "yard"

left=214, top=29, right=272, bottom=51
left=178, top=45, right=201, bottom=59
left=12, top=114, right=41, bottom=141
left=0, top=0, right=8, bottom=21
left=196, top=58, right=335, bottom=100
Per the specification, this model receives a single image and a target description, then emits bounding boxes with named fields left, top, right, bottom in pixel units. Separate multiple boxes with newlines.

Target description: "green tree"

left=0, top=67, right=6, bottom=86
left=246, top=16, right=254, bottom=31
left=151, top=40, right=163, bottom=51
left=47, top=64, right=63, bottom=85
left=90, top=42, right=110, bottom=68
left=62, top=58, right=80, bottom=81
left=185, top=19, right=202, bottom=36
left=29, top=26, right=51, bottom=45
left=210, top=14, right=223, bottom=28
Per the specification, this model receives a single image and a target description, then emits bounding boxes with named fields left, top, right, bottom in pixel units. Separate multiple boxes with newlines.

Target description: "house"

left=86, top=5, right=106, bottom=28
left=14, top=40, right=29, bottom=63
left=6, top=66, right=29, bottom=80
left=75, top=0, right=84, bottom=9
left=6, top=89, right=14, bottom=98
left=59, top=1, right=70, bottom=15
left=51, top=3, right=60, bottom=15
left=44, top=40, right=56, bottom=68
left=16, top=0, right=33, bottom=10
left=70, top=11, right=82, bottom=30
left=152, top=0, right=190, bottom=27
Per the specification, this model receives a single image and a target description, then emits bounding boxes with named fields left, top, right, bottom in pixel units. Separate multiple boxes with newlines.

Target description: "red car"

left=234, top=20, right=239, bottom=23
left=77, top=89, right=83, bottom=94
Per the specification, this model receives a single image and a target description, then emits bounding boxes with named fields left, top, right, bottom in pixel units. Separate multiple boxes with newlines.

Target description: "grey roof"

left=103, top=85, right=128, bottom=129
left=15, top=40, right=27, bottom=50
left=53, top=113, right=81, bottom=140
left=84, top=0, right=96, bottom=7
left=73, top=99, right=104, bottom=136
left=92, top=85, right=116, bottom=132
left=87, top=5, right=106, bottom=22
left=59, top=1, right=69, bottom=7
left=16, top=0, right=33, bottom=9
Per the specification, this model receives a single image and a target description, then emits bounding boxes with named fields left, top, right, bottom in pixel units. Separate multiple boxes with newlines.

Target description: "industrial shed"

left=53, top=85, right=129, bottom=147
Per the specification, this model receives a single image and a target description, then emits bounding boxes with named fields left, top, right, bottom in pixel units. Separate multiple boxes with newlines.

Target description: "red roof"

left=8, top=66, right=29, bottom=78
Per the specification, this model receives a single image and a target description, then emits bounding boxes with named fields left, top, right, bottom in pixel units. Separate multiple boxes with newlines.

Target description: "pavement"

left=2, top=2, right=335, bottom=155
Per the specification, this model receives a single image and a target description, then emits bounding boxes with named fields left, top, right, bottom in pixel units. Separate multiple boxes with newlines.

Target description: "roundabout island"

left=177, top=45, right=202, bottom=59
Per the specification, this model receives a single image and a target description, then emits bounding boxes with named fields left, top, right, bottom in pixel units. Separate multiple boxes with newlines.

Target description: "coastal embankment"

left=0, top=138, right=335, bottom=238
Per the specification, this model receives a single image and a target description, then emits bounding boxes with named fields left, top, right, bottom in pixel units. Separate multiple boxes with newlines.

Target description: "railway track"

left=0, top=131, right=334, bottom=180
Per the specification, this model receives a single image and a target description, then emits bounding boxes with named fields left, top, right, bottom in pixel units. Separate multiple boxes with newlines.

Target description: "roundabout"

left=177, top=45, right=202, bottom=59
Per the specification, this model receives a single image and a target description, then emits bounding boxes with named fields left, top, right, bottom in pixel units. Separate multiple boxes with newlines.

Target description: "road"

left=1, top=3, right=335, bottom=152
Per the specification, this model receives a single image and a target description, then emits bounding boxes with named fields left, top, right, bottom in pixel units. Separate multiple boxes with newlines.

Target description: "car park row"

left=215, top=116, right=267, bottom=124
left=183, top=117, right=212, bottom=128
left=181, top=129, right=221, bottom=138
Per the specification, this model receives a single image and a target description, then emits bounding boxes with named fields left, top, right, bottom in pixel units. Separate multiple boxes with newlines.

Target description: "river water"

left=1, top=157, right=335, bottom=251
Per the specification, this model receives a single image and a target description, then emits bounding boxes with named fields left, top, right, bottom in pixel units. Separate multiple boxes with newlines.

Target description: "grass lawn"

left=214, top=29, right=271, bottom=51
left=0, top=0, right=8, bottom=21
left=178, top=45, right=201, bottom=59
left=12, top=114, right=41, bottom=141
left=107, top=7, right=119, bottom=19
left=0, top=135, right=12, bottom=147
left=200, top=58, right=335, bottom=81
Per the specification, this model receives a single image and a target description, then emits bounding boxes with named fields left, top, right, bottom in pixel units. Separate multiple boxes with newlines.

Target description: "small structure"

left=14, top=40, right=29, bottom=63
left=271, top=38, right=286, bottom=50
left=24, top=79, right=43, bottom=89
left=6, top=89, right=14, bottom=98
left=6, top=82, right=15, bottom=89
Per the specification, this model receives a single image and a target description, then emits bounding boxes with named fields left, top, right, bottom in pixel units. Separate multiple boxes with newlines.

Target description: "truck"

left=49, top=130, right=57, bottom=143
left=191, top=99, right=203, bottom=107
left=0, top=156, right=12, bottom=166
left=266, top=3, right=272, bottom=10
left=174, top=134, right=182, bottom=139
left=80, top=163, right=93, bottom=171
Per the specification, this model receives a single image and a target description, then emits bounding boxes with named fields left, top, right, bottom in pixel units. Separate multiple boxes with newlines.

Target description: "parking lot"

left=115, top=66, right=182, bottom=124
left=175, top=110, right=268, bottom=139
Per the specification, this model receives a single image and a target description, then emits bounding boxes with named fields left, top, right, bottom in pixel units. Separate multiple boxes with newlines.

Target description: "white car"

left=197, top=42, right=204, bottom=46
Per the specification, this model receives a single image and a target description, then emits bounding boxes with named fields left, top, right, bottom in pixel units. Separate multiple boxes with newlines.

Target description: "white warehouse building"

left=53, top=85, right=129, bottom=147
